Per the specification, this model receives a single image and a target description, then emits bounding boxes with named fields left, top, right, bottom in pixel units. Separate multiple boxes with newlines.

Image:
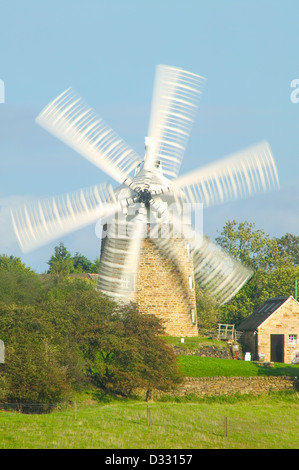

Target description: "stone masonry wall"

left=173, top=345, right=233, bottom=359
left=136, top=238, right=198, bottom=337
left=139, top=376, right=298, bottom=399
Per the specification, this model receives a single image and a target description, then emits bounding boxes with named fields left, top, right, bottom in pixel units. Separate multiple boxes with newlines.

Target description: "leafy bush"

left=0, top=259, right=182, bottom=403
left=80, top=303, right=183, bottom=398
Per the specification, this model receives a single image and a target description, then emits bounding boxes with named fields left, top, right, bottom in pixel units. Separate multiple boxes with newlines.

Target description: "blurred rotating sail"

left=36, top=88, right=141, bottom=184
left=192, top=235, right=252, bottom=305
left=97, top=204, right=147, bottom=300
left=150, top=205, right=252, bottom=305
left=173, top=141, right=279, bottom=208
left=11, top=183, right=120, bottom=253
left=147, top=65, right=205, bottom=177
left=11, top=64, right=279, bottom=308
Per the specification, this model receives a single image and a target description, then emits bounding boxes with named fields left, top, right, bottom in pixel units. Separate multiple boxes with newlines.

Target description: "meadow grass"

left=0, top=393, right=299, bottom=449
left=1, top=343, right=298, bottom=449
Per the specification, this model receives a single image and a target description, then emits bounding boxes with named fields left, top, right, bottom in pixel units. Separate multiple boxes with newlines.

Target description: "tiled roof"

left=236, top=296, right=290, bottom=331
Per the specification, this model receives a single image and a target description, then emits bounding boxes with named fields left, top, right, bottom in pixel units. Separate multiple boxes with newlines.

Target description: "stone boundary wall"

left=173, top=345, right=232, bottom=359
left=147, top=376, right=299, bottom=399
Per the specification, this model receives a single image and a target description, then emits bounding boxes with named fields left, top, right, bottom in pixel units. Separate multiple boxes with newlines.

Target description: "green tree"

left=72, top=252, right=93, bottom=273
left=47, top=243, right=74, bottom=278
left=215, top=220, right=289, bottom=271
left=48, top=244, right=99, bottom=275
left=0, top=255, right=43, bottom=304
left=4, top=336, right=73, bottom=405
left=0, top=302, right=85, bottom=404
left=72, top=253, right=100, bottom=273
left=195, top=283, right=220, bottom=330
left=215, top=220, right=298, bottom=325
left=42, top=281, right=182, bottom=399
left=253, top=265, right=299, bottom=305
left=0, top=254, right=32, bottom=272
left=90, top=256, right=100, bottom=273
left=0, top=252, right=182, bottom=404
left=276, top=233, right=299, bottom=266
left=81, top=303, right=182, bottom=398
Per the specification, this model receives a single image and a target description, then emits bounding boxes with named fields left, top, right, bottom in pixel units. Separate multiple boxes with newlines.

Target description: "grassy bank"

left=163, top=335, right=299, bottom=378
left=178, top=356, right=299, bottom=377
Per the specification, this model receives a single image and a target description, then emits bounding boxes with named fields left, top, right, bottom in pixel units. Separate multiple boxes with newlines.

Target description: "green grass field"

left=0, top=394, right=299, bottom=449
left=1, top=340, right=299, bottom=449
left=178, top=356, right=299, bottom=377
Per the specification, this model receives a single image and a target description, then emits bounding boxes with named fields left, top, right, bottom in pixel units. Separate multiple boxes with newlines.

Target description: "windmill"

left=11, top=65, right=279, bottom=336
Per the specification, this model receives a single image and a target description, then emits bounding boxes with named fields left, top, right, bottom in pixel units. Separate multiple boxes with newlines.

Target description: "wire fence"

left=0, top=401, right=230, bottom=438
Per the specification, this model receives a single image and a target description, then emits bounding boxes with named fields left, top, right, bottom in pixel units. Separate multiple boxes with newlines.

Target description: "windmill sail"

left=173, top=141, right=279, bottom=208
left=147, top=65, right=205, bottom=177
left=11, top=183, right=120, bottom=252
left=150, top=205, right=252, bottom=305
left=36, top=88, right=141, bottom=184
left=11, top=64, right=280, bottom=314
left=192, top=235, right=252, bottom=305
left=97, top=203, right=147, bottom=300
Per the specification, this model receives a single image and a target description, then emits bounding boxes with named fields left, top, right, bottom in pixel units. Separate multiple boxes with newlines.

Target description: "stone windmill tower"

left=11, top=65, right=279, bottom=337
left=98, top=155, right=199, bottom=336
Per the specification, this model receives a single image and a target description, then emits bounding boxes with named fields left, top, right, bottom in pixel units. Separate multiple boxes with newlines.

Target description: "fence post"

left=224, top=416, right=228, bottom=437
left=147, top=405, right=151, bottom=426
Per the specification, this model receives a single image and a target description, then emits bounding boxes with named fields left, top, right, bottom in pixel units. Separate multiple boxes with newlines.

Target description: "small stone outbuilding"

left=237, top=296, right=299, bottom=364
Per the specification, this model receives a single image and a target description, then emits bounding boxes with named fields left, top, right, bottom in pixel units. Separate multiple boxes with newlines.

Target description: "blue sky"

left=0, top=0, right=298, bottom=272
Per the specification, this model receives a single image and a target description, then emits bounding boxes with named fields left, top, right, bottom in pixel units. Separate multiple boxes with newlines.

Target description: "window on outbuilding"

left=288, top=334, right=297, bottom=345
